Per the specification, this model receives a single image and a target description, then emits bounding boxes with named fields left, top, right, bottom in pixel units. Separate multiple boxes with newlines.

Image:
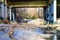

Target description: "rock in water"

left=13, top=28, right=37, bottom=40
left=0, top=31, right=11, bottom=40
left=13, top=28, right=46, bottom=40
left=34, top=28, right=44, bottom=34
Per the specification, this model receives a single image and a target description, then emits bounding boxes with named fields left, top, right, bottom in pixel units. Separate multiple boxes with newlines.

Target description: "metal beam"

left=4, top=0, right=7, bottom=6
left=11, top=5, right=47, bottom=7
left=7, top=1, right=48, bottom=7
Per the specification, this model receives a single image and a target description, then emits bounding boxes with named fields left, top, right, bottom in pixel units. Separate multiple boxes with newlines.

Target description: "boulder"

left=27, top=18, right=45, bottom=26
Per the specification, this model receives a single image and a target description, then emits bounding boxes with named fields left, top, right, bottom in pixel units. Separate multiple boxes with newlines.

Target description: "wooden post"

left=1, top=3, right=4, bottom=18
left=53, top=0, right=57, bottom=22
left=13, top=13, right=14, bottom=21
left=4, top=5, right=7, bottom=19
left=9, top=7, right=12, bottom=21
